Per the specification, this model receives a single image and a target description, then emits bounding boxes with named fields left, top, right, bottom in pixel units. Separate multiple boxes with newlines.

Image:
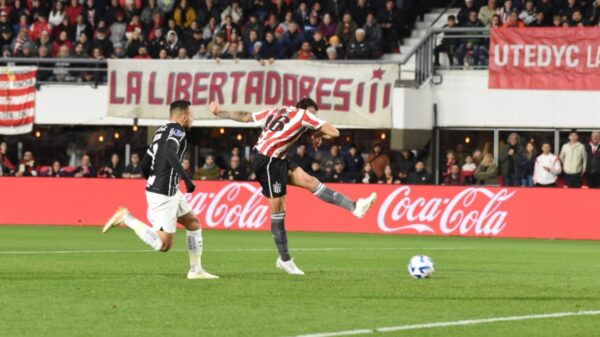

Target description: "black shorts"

left=253, top=154, right=298, bottom=198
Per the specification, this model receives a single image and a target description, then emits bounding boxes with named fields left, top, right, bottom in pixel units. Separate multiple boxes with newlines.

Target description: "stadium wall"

left=1, top=178, right=598, bottom=240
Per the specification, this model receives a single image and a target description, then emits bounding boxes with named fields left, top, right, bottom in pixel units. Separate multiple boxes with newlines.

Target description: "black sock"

left=271, top=212, right=291, bottom=261
left=313, top=183, right=356, bottom=212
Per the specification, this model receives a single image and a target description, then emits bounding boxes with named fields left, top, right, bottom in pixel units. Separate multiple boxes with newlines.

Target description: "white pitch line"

left=292, top=310, right=600, bottom=337
left=0, top=247, right=470, bottom=255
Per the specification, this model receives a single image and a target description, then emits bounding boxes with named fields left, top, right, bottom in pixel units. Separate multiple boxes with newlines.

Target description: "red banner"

left=489, top=27, right=600, bottom=90
left=1, top=178, right=599, bottom=240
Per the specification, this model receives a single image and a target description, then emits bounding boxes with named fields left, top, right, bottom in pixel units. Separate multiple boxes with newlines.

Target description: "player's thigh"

left=146, top=191, right=179, bottom=234
left=288, top=167, right=319, bottom=192
left=267, top=195, right=286, bottom=213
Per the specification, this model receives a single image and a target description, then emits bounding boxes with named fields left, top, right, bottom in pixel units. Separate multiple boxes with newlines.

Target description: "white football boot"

left=187, top=269, right=220, bottom=280
left=102, top=207, right=129, bottom=233
left=352, top=192, right=377, bottom=219
left=276, top=258, right=305, bottom=275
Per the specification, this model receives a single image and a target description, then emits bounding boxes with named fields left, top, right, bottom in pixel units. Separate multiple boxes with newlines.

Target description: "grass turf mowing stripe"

left=292, top=310, right=600, bottom=337
left=0, top=247, right=471, bottom=254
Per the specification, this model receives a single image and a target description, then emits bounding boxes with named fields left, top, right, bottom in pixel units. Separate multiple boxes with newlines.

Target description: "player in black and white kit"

left=103, top=100, right=218, bottom=280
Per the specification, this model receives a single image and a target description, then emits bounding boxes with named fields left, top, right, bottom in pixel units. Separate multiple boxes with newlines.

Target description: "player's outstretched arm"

left=315, top=122, right=340, bottom=139
left=209, top=101, right=253, bottom=123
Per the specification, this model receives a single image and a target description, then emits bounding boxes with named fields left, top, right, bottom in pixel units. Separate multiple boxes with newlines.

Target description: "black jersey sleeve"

left=140, top=150, right=152, bottom=179
left=165, top=139, right=192, bottom=184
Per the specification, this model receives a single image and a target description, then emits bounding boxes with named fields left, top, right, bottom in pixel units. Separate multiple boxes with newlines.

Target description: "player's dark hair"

left=296, top=97, right=319, bottom=111
left=170, top=100, right=191, bottom=116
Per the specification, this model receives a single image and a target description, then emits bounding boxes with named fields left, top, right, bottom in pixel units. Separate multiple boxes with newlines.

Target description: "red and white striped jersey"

left=252, top=106, right=325, bottom=159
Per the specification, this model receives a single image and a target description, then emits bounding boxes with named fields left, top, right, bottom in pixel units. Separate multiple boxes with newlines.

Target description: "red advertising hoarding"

left=489, top=27, right=600, bottom=90
left=1, top=178, right=598, bottom=240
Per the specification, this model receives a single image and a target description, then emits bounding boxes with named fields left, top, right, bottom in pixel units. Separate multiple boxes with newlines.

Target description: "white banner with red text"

left=0, top=66, right=37, bottom=135
left=1, top=178, right=598, bottom=240
left=107, top=60, right=397, bottom=128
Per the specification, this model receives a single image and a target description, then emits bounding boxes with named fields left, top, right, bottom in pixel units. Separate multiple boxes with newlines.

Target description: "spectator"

left=308, top=160, right=330, bottom=182
left=74, top=154, right=96, bottom=178
left=92, top=27, right=113, bottom=58
left=101, top=153, right=124, bottom=178
left=326, top=46, right=338, bottom=60
left=49, top=1, right=66, bottom=27
left=283, top=22, right=304, bottom=58
left=559, top=130, right=587, bottom=188
left=292, top=41, right=316, bottom=60
left=378, top=164, right=398, bottom=184
left=444, top=164, right=466, bottom=185
left=344, top=144, right=364, bottom=180
left=519, top=0, right=537, bottom=25
left=473, top=153, right=498, bottom=185
left=185, top=28, right=205, bottom=57
left=221, top=1, right=243, bottom=24
left=290, top=143, right=314, bottom=172
left=165, top=29, right=182, bottom=57
left=520, top=142, right=536, bottom=186
left=335, top=13, right=357, bottom=47
left=458, top=0, right=477, bottom=24
left=347, top=29, right=371, bottom=59
left=394, top=149, right=416, bottom=184
left=360, top=162, right=378, bottom=183
left=588, top=0, right=600, bottom=26
left=122, top=153, right=143, bottom=178
left=568, top=8, right=585, bottom=26
left=321, top=144, right=342, bottom=173
left=46, top=160, right=65, bottom=177
left=478, top=0, right=497, bottom=26
left=498, top=0, right=514, bottom=24
left=318, top=13, right=337, bottom=39
left=310, top=30, right=328, bottom=59
left=158, top=0, right=176, bottom=14
left=328, top=35, right=344, bottom=57
left=173, top=0, right=197, bottom=28
left=434, top=15, right=458, bottom=67
left=461, top=155, right=477, bottom=184
left=70, top=14, right=93, bottom=42
left=221, top=41, right=242, bottom=59
left=30, top=12, right=52, bottom=41
left=407, top=161, right=434, bottom=185
left=140, top=0, right=162, bottom=27
left=528, top=11, right=546, bottom=26
left=441, top=150, right=456, bottom=182
left=499, top=132, right=524, bottom=186
left=378, top=0, right=401, bottom=53
left=259, top=31, right=283, bottom=61
left=366, top=143, right=389, bottom=178
left=586, top=130, right=600, bottom=188
left=503, top=9, right=526, bottom=27
left=534, top=143, right=562, bottom=187
left=331, top=160, right=354, bottom=182
left=363, top=12, right=382, bottom=55
left=351, top=0, right=371, bottom=27
left=194, top=155, right=220, bottom=180
left=0, top=141, right=14, bottom=175
left=15, top=151, right=37, bottom=177
left=222, top=156, right=247, bottom=181
left=182, top=158, right=193, bottom=176
left=537, top=0, right=555, bottom=26
left=303, top=13, right=319, bottom=39
left=457, top=10, right=487, bottom=67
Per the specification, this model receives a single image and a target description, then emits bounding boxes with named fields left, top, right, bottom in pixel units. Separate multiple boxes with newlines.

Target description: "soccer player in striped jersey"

left=103, top=100, right=218, bottom=280
left=210, top=98, right=377, bottom=275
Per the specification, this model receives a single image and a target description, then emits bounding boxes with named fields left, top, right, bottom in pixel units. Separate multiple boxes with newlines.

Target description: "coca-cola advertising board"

left=1, top=178, right=598, bottom=240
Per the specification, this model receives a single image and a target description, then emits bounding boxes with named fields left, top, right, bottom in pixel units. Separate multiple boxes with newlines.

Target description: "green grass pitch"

left=1, top=225, right=599, bottom=337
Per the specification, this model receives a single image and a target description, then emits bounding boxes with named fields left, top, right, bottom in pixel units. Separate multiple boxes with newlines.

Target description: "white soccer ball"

left=408, top=255, right=434, bottom=279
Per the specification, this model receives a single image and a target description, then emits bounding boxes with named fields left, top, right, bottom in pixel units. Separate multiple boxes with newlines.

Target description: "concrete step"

left=402, top=37, right=422, bottom=47
left=411, top=29, right=427, bottom=38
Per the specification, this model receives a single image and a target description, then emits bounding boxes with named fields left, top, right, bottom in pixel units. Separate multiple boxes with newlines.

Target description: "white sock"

left=123, top=214, right=163, bottom=251
left=186, top=229, right=203, bottom=273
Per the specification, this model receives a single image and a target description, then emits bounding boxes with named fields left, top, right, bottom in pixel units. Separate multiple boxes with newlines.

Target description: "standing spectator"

left=182, top=158, right=192, bottom=176
left=498, top=0, right=514, bottom=24
left=347, top=28, right=371, bottom=59
left=363, top=13, right=382, bottom=55
left=560, top=130, right=587, bottom=188
left=441, top=150, right=457, bottom=182
left=335, top=13, right=357, bottom=47
left=360, top=162, right=378, bottom=183
left=92, top=27, right=114, bottom=58
left=310, top=30, right=328, bottom=59
left=407, top=161, right=434, bottom=185
left=534, top=143, right=562, bottom=187
left=499, top=132, right=524, bottom=186
left=378, top=0, right=401, bottom=53
left=290, top=143, right=314, bottom=172
left=74, top=154, right=96, bottom=178
left=165, top=30, right=182, bottom=57
left=519, top=0, right=537, bottom=25
left=478, top=0, right=497, bottom=26
left=49, top=1, right=66, bottom=27
left=0, top=141, right=14, bottom=175
left=193, top=155, right=220, bottom=180
left=344, top=144, right=364, bottom=181
left=444, top=164, right=466, bottom=185
left=520, top=142, right=536, bottom=186
left=434, top=15, right=458, bottom=67
left=378, top=164, right=398, bottom=184
left=461, top=155, right=477, bottom=184
left=394, top=149, right=416, bottom=183
left=308, top=160, right=330, bottom=182
left=122, top=153, right=143, bottom=178
left=457, top=10, right=487, bottom=66
left=222, top=156, right=247, bottom=181
left=173, top=0, right=196, bottom=28
left=586, top=130, right=600, bottom=188
left=367, top=143, right=389, bottom=178
left=15, top=151, right=37, bottom=177
left=473, top=153, right=498, bottom=185
left=283, top=22, right=304, bottom=58
left=69, top=14, right=93, bottom=42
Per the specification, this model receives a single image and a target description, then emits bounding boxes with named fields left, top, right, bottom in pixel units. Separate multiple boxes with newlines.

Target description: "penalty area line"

left=0, top=247, right=471, bottom=255
left=290, top=310, right=600, bottom=337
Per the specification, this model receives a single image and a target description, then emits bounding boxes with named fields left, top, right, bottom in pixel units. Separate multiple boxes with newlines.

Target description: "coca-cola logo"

left=377, top=186, right=516, bottom=236
left=185, top=183, right=269, bottom=229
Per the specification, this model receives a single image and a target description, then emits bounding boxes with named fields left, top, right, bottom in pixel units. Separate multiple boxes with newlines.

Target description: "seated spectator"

left=443, top=164, right=466, bottom=185
left=310, top=30, right=328, bottom=59
left=360, top=162, right=378, bottom=184
left=74, top=154, right=96, bottom=178
left=46, top=160, right=65, bottom=177
left=221, top=40, right=243, bottom=59
left=533, top=143, right=562, bottom=187
left=194, top=155, right=220, bottom=180
left=182, top=158, right=193, bottom=176
left=259, top=31, right=283, bottom=62
left=292, top=41, right=315, bottom=60
left=378, top=164, right=398, bottom=184
left=283, top=22, right=304, bottom=58
left=222, top=156, right=247, bottom=181
left=490, top=14, right=503, bottom=27
left=434, top=15, right=458, bottom=67
left=331, top=160, right=354, bottom=183
left=344, top=144, right=364, bottom=181
left=568, top=8, right=585, bottom=26
left=458, top=0, right=477, bottom=24
left=15, top=151, right=37, bottom=177
left=527, top=11, right=546, bottom=27
left=99, top=153, right=124, bottom=178
left=307, top=160, right=330, bottom=182
left=461, top=155, right=477, bottom=184
left=318, top=13, right=337, bottom=39
left=502, top=9, right=526, bottom=27
left=122, top=153, right=143, bottom=179
left=290, top=143, right=314, bottom=172
left=519, top=1, right=537, bottom=25
left=473, top=153, right=498, bottom=185
left=520, top=142, right=536, bottom=186
left=165, top=30, right=182, bottom=57
left=367, top=143, right=389, bottom=178
left=407, top=161, right=434, bottom=185
left=347, top=29, right=371, bottom=59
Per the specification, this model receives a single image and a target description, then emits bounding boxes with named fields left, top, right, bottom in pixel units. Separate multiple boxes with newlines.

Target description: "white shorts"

left=145, top=190, right=192, bottom=234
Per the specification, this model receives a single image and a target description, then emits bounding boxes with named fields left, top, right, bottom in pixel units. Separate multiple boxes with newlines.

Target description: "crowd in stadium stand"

left=3, top=129, right=600, bottom=187
left=0, top=0, right=426, bottom=71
